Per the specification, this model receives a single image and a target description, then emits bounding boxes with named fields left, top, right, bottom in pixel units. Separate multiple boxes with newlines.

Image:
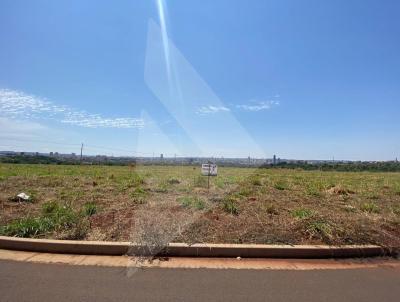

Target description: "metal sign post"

left=208, top=164, right=211, bottom=190
left=201, top=163, right=218, bottom=191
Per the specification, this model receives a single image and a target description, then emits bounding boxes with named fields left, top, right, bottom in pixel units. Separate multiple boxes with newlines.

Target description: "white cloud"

left=0, top=88, right=144, bottom=129
left=236, top=100, right=280, bottom=112
left=196, top=105, right=230, bottom=115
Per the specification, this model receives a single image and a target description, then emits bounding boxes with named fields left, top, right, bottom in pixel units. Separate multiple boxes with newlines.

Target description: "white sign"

left=201, top=164, right=218, bottom=176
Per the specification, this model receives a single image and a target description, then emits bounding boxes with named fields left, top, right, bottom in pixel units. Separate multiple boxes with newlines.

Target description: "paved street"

left=1, top=259, right=399, bottom=301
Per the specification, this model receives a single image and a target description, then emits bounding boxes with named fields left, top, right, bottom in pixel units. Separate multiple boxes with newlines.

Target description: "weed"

left=360, top=202, right=380, bottom=213
left=130, top=187, right=148, bottom=204
left=178, top=196, right=206, bottom=210
left=83, top=202, right=97, bottom=217
left=306, top=220, right=333, bottom=240
left=262, top=203, right=279, bottom=215
left=391, top=205, right=400, bottom=216
left=291, top=208, right=314, bottom=219
left=154, top=183, right=168, bottom=193
left=343, top=204, right=356, bottom=213
left=238, top=187, right=252, bottom=196
left=274, top=182, right=287, bottom=191
left=167, top=177, right=180, bottom=185
left=305, top=184, right=322, bottom=197
left=42, top=201, right=59, bottom=214
left=250, top=177, right=262, bottom=186
left=222, top=197, right=239, bottom=215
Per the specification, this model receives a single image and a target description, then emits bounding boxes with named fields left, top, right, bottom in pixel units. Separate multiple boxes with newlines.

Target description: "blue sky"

left=0, top=0, right=399, bottom=160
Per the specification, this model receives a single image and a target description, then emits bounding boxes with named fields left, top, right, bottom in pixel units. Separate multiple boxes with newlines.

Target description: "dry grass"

left=1, top=163, right=399, bottom=248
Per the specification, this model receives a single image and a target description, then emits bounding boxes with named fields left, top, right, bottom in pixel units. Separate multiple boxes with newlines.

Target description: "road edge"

left=0, top=236, right=397, bottom=258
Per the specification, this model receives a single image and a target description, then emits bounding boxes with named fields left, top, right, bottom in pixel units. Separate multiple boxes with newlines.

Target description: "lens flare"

left=156, top=0, right=171, bottom=79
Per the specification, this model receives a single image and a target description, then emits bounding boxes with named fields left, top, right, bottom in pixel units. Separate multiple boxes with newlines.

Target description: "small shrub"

left=291, top=208, right=314, bottom=219
left=167, top=177, right=180, bottom=185
left=360, top=202, right=380, bottom=214
left=83, top=202, right=97, bottom=217
left=222, top=197, right=239, bottom=215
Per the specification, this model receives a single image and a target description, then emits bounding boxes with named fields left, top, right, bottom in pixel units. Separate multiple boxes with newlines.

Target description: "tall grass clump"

left=222, top=196, right=239, bottom=215
left=0, top=201, right=86, bottom=238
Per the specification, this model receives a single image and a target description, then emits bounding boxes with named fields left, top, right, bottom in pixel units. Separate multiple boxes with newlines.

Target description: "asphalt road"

left=1, top=260, right=399, bottom=302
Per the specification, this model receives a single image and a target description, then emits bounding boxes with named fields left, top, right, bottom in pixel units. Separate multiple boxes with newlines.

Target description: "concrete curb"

left=0, top=236, right=395, bottom=258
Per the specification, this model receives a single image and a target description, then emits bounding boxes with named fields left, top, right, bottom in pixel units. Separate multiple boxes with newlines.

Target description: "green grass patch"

left=273, top=181, right=287, bottom=191
left=1, top=201, right=86, bottom=238
left=178, top=196, right=206, bottom=210
left=83, top=202, right=97, bottom=217
left=291, top=208, right=314, bottom=219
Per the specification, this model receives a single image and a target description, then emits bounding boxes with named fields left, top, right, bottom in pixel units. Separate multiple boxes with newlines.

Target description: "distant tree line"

left=261, top=161, right=400, bottom=172
left=1, top=154, right=400, bottom=172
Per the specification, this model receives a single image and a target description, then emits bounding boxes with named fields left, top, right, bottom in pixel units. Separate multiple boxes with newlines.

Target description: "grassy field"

left=0, top=163, right=399, bottom=247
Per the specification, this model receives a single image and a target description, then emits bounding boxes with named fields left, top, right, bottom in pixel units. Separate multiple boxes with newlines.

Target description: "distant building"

left=273, top=155, right=277, bottom=165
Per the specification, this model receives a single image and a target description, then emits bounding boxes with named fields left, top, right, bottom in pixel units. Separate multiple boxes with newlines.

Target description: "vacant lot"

left=0, top=163, right=399, bottom=247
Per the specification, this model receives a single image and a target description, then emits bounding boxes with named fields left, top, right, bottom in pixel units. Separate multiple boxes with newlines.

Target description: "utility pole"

left=80, top=143, right=84, bottom=164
